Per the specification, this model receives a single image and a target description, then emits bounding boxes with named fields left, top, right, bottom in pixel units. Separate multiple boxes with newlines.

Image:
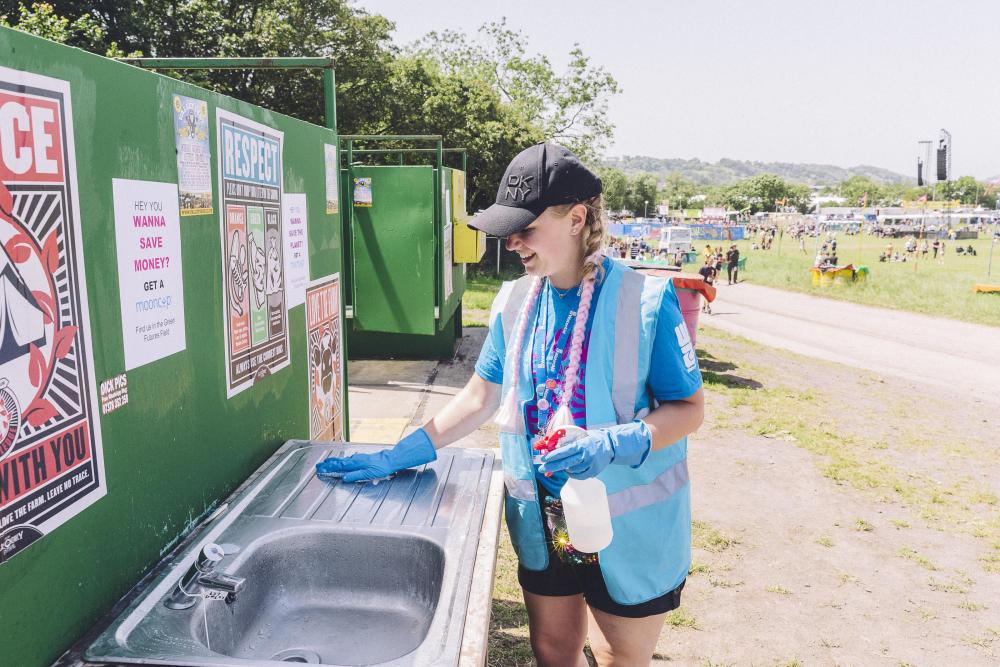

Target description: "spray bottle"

left=534, top=425, right=613, bottom=553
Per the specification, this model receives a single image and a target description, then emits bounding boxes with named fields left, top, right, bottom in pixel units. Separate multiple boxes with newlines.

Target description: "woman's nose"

left=505, top=234, right=521, bottom=251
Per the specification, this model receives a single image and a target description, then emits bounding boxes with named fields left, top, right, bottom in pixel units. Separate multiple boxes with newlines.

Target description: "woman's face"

left=505, top=205, right=587, bottom=281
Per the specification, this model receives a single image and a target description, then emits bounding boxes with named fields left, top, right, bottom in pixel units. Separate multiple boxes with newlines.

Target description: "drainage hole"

left=270, top=648, right=321, bottom=664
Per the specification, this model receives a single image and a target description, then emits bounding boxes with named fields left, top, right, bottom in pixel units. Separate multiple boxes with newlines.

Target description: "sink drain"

left=270, top=648, right=322, bottom=663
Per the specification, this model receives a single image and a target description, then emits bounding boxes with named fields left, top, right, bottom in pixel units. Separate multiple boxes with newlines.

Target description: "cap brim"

left=468, top=203, right=543, bottom=237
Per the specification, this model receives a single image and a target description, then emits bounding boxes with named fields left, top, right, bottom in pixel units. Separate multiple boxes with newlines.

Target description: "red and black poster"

left=0, top=66, right=105, bottom=563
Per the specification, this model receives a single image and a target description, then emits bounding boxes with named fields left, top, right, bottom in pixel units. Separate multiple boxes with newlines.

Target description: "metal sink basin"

left=194, top=530, right=445, bottom=664
left=82, top=441, right=494, bottom=667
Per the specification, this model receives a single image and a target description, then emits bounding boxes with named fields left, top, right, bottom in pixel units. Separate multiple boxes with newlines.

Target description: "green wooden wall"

left=0, top=28, right=344, bottom=666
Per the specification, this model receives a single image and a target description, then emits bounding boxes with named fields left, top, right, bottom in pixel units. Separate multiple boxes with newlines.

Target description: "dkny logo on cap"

left=505, top=175, right=534, bottom=201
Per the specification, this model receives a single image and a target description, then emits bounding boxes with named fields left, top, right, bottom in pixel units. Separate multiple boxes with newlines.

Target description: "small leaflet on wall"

left=443, top=223, right=454, bottom=300
left=306, top=275, right=344, bottom=441
left=282, top=193, right=309, bottom=308
left=0, top=66, right=106, bottom=563
left=217, top=109, right=289, bottom=398
left=171, top=95, right=213, bottom=216
left=324, top=143, right=339, bottom=214
left=112, top=179, right=187, bottom=370
left=353, top=177, right=372, bottom=207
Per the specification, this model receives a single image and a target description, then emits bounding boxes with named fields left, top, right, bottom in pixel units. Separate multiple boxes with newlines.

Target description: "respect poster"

left=0, top=66, right=106, bottom=563
left=306, top=275, right=343, bottom=441
left=172, top=95, right=213, bottom=216
left=112, top=179, right=186, bottom=370
left=217, top=110, right=288, bottom=397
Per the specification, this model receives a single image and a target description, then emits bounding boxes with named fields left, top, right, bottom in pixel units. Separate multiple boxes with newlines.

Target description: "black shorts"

left=518, top=557, right=684, bottom=619
left=518, top=485, right=685, bottom=618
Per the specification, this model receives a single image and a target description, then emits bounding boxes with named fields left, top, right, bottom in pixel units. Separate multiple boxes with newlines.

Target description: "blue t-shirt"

left=476, top=262, right=703, bottom=497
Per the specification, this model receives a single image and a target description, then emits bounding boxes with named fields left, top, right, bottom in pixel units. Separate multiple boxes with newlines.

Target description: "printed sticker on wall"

left=112, top=179, right=186, bottom=370
left=217, top=109, right=289, bottom=398
left=99, top=373, right=129, bottom=415
left=324, top=143, right=339, bottom=214
left=172, top=95, right=213, bottom=216
left=0, top=66, right=107, bottom=563
left=306, top=275, right=343, bottom=441
left=282, top=193, right=309, bottom=308
left=353, top=177, right=372, bottom=207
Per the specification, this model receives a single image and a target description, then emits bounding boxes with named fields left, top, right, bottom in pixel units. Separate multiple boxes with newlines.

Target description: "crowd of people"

left=879, top=236, right=951, bottom=263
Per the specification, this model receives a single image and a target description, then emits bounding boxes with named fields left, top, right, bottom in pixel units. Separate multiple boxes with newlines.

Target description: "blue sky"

left=360, top=0, right=1000, bottom=179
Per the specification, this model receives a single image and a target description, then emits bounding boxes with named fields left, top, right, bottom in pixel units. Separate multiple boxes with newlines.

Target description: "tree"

left=2, top=3, right=616, bottom=208
left=658, top=172, right=696, bottom=210
left=412, top=19, right=621, bottom=161
left=596, top=167, right=628, bottom=211
left=0, top=2, right=136, bottom=56
left=623, top=174, right=658, bottom=216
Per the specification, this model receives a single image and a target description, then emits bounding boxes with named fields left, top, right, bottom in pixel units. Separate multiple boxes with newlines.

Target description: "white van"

left=658, top=226, right=693, bottom=254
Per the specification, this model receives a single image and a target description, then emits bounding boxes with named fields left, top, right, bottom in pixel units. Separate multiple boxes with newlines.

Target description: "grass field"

left=685, top=233, right=1000, bottom=326
left=463, top=235, right=1000, bottom=329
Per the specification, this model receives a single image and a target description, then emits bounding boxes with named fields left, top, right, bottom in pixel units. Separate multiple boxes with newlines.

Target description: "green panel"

left=350, top=166, right=436, bottom=335
left=0, top=29, right=344, bottom=666
left=347, top=305, right=460, bottom=360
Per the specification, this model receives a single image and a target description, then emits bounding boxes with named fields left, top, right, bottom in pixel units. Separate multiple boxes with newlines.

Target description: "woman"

left=317, top=143, right=704, bottom=666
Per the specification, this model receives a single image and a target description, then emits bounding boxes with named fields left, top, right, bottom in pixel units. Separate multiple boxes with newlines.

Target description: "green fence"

left=0, top=28, right=346, bottom=666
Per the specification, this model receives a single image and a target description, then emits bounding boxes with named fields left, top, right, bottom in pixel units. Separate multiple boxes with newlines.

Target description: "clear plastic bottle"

left=557, top=426, right=613, bottom=553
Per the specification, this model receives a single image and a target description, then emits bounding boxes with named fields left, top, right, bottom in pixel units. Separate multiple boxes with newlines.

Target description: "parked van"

left=659, top=226, right=693, bottom=254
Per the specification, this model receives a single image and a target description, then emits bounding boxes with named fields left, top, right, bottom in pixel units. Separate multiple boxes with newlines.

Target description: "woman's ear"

left=568, top=203, right=588, bottom=235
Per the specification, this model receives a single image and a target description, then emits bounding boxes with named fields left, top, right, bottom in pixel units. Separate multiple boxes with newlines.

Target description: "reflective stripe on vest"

left=611, top=270, right=643, bottom=424
left=500, top=276, right=532, bottom=343
left=504, top=474, right=537, bottom=501
left=607, top=459, right=689, bottom=519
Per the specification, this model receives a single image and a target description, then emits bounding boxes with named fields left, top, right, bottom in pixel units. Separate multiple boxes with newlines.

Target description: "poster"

left=171, top=94, right=213, bottom=216
left=282, top=193, right=309, bottom=308
left=353, top=176, right=372, bottom=207
left=306, top=275, right=343, bottom=441
left=112, top=179, right=186, bottom=369
left=0, top=66, right=106, bottom=563
left=216, top=109, right=289, bottom=398
left=324, top=143, right=338, bottom=214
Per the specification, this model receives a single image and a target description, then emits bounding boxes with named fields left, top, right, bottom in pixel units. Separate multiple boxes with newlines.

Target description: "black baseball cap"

left=468, top=143, right=602, bottom=237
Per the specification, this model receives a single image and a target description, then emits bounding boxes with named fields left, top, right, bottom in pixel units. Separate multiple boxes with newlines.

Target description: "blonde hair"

left=494, top=195, right=606, bottom=434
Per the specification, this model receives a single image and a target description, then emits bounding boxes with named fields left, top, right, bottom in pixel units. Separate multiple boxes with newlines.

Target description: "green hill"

left=602, top=156, right=913, bottom=186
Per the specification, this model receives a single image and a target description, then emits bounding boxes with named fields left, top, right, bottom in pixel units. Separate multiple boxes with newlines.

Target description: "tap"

left=164, top=543, right=245, bottom=610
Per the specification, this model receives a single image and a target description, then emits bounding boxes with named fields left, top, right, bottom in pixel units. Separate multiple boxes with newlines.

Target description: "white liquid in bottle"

left=557, top=426, right=613, bottom=553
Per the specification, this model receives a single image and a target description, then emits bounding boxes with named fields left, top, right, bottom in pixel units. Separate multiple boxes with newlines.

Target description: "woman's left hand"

left=538, top=421, right=652, bottom=479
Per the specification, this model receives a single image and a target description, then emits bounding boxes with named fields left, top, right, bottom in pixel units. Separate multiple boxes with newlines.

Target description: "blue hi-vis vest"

left=491, top=259, right=691, bottom=606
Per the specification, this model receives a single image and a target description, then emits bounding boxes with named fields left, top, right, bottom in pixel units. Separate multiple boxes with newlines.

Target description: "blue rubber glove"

left=315, top=428, right=437, bottom=483
left=538, top=421, right=652, bottom=479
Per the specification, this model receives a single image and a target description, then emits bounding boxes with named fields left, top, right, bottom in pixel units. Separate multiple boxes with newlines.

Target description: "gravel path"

left=702, top=283, right=1000, bottom=404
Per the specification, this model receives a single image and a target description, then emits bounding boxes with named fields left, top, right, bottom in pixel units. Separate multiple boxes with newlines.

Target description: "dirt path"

left=702, top=283, right=1000, bottom=404
left=659, top=326, right=1000, bottom=666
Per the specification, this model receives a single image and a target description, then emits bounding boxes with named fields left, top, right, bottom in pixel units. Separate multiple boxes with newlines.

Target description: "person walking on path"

left=726, top=244, right=740, bottom=284
left=316, top=143, right=705, bottom=667
left=698, top=260, right=717, bottom=314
